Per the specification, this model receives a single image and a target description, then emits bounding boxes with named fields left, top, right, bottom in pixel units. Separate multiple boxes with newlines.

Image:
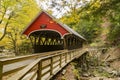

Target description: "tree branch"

left=0, top=12, right=13, bottom=41
left=0, top=9, right=7, bottom=24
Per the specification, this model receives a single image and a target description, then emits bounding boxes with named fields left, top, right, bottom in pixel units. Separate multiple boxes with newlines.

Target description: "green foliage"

left=108, top=24, right=120, bottom=45
left=60, top=0, right=120, bottom=45
left=87, top=0, right=120, bottom=45
left=61, top=76, right=66, bottom=80
left=18, top=39, right=33, bottom=55
left=0, top=0, right=40, bottom=55
left=60, top=7, right=101, bottom=43
left=73, top=68, right=80, bottom=79
left=76, top=19, right=101, bottom=43
left=107, top=2, right=120, bottom=45
left=100, top=71, right=111, bottom=77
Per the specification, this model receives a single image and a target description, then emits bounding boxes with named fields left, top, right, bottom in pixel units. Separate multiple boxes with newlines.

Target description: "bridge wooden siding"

left=0, top=49, right=86, bottom=80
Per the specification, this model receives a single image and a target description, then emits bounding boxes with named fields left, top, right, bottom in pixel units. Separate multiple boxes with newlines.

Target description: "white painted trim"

left=27, top=29, right=65, bottom=39
left=62, top=33, right=71, bottom=38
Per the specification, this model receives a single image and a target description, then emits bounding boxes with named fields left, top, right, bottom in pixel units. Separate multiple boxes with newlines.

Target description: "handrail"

left=8, top=58, right=42, bottom=80
left=0, top=50, right=66, bottom=65
left=0, top=50, right=67, bottom=80
left=8, top=51, right=68, bottom=80
left=6, top=49, right=85, bottom=80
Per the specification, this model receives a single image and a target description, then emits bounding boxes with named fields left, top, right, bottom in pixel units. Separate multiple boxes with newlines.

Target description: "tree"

left=7, top=28, right=18, bottom=54
left=0, top=0, right=40, bottom=55
left=0, top=0, right=40, bottom=41
left=0, top=0, right=17, bottom=41
left=59, top=0, right=102, bottom=43
left=85, top=0, right=120, bottom=45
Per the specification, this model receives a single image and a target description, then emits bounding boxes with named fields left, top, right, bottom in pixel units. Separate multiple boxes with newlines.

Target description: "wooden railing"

left=0, top=50, right=67, bottom=80
left=0, top=49, right=85, bottom=80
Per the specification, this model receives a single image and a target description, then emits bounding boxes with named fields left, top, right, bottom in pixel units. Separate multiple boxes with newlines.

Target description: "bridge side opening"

left=64, top=34, right=83, bottom=50
left=29, top=30, right=64, bottom=53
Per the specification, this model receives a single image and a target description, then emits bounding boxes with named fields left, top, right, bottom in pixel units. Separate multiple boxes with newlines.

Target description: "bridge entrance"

left=30, top=30, right=64, bottom=53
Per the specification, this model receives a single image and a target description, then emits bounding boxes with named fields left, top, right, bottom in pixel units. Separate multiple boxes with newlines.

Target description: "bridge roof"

left=22, top=11, right=86, bottom=40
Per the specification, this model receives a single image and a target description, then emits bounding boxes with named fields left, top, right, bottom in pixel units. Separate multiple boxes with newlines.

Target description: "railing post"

left=72, top=51, right=74, bottom=58
left=0, top=61, right=3, bottom=80
left=70, top=52, right=72, bottom=60
left=71, top=51, right=74, bottom=59
left=73, top=51, right=75, bottom=58
left=37, top=61, right=42, bottom=80
left=60, top=54, right=62, bottom=67
left=50, top=57, right=53, bottom=75
left=65, top=52, right=68, bottom=63
left=75, top=50, right=77, bottom=57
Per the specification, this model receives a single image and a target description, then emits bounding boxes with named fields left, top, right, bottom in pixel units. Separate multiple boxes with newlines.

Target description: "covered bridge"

left=22, top=11, right=86, bottom=53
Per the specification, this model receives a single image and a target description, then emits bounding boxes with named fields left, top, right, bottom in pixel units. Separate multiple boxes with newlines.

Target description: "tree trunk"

left=0, top=12, right=13, bottom=41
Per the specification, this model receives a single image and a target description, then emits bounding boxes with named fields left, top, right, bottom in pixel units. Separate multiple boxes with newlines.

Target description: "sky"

left=36, top=0, right=69, bottom=18
left=35, top=0, right=90, bottom=18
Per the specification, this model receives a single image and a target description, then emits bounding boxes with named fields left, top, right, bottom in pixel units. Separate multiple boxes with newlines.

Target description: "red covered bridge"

left=22, top=11, right=86, bottom=53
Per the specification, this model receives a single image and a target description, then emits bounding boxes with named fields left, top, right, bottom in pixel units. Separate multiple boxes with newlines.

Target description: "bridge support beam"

left=63, top=38, right=67, bottom=49
left=0, top=61, right=3, bottom=80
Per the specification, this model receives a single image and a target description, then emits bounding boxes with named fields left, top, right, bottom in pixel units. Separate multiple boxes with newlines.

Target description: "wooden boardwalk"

left=0, top=49, right=86, bottom=80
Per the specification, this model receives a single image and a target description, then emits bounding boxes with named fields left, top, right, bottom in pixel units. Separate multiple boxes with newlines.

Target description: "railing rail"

left=7, top=48, right=85, bottom=80
left=0, top=50, right=67, bottom=80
